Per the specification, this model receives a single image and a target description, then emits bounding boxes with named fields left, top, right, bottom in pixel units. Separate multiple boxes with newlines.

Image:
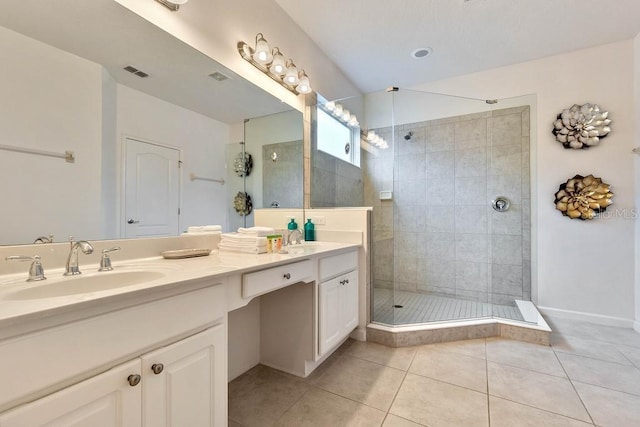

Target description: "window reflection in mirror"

left=311, top=95, right=365, bottom=208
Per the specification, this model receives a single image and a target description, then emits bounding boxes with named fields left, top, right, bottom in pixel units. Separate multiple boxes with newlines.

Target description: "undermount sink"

left=4, top=270, right=166, bottom=300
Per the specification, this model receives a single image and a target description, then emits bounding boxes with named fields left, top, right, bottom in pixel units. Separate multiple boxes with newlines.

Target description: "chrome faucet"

left=286, top=228, right=303, bottom=245
left=64, top=238, right=94, bottom=276
left=6, top=255, right=46, bottom=281
left=33, top=234, right=54, bottom=244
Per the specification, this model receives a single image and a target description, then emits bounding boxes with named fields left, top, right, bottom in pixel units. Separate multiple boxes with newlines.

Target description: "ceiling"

left=275, top=0, right=640, bottom=93
left=0, top=0, right=290, bottom=123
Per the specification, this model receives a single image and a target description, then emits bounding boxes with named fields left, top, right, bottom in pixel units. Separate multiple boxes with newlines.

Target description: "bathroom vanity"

left=0, top=238, right=361, bottom=426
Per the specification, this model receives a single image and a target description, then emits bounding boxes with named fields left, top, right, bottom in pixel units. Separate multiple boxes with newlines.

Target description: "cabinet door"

left=319, top=270, right=360, bottom=356
left=319, top=276, right=344, bottom=355
left=141, top=324, right=226, bottom=427
left=341, top=270, right=359, bottom=333
left=0, top=360, right=141, bottom=427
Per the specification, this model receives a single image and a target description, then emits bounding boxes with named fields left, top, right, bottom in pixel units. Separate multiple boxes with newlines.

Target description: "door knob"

left=127, top=219, right=140, bottom=224
left=127, top=374, right=141, bottom=387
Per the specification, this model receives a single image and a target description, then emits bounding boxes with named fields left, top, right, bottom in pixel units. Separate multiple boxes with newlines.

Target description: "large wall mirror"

left=0, top=0, right=303, bottom=246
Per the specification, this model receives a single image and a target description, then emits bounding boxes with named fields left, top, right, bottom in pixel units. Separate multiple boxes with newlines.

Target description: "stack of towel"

left=218, top=226, right=275, bottom=254
left=182, top=225, right=222, bottom=236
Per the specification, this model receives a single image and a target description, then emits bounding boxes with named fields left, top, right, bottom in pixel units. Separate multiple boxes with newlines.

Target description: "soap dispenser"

left=304, top=218, right=315, bottom=241
left=286, top=218, right=301, bottom=245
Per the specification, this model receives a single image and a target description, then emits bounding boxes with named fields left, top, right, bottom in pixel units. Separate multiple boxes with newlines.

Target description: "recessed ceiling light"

left=411, top=47, right=433, bottom=59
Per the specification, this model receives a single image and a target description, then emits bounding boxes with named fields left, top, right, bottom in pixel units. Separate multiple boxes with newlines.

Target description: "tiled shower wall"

left=262, top=140, right=304, bottom=209
left=365, top=106, right=531, bottom=305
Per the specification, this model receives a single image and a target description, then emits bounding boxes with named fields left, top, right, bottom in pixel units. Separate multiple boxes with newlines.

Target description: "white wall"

left=402, top=41, right=636, bottom=323
left=635, top=33, right=640, bottom=330
left=0, top=25, right=104, bottom=244
left=113, top=0, right=361, bottom=111
left=116, top=85, right=230, bottom=233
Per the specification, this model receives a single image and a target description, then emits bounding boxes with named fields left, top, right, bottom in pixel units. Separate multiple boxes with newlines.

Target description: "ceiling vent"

left=411, top=47, right=433, bottom=59
left=209, top=71, right=230, bottom=82
left=123, top=65, right=149, bottom=78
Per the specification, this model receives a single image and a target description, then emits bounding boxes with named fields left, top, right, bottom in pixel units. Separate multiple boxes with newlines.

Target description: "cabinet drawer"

left=242, top=260, right=313, bottom=299
left=318, top=250, right=358, bottom=282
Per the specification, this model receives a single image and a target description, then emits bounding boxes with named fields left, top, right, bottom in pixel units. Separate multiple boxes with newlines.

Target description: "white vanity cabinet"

left=142, top=324, right=225, bottom=427
left=0, top=359, right=143, bottom=426
left=318, top=250, right=359, bottom=356
left=0, top=283, right=227, bottom=426
left=0, top=326, right=225, bottom=427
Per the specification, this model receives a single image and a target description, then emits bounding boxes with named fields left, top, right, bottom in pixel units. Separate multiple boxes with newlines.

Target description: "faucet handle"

left=99, top=247, right=121, bottom=271
left=6, top=255, right=46, bottom=282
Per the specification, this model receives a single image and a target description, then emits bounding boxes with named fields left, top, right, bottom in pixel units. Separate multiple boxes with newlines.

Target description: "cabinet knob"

left=127, top=374, right=141, bottom=387
left=340, top=279, right=350, bottom=285
left=127, top=219, right=140, bottom=224
left=151, top=363, right=164, bottom=375
left=283, top=273, right=291, bottom=280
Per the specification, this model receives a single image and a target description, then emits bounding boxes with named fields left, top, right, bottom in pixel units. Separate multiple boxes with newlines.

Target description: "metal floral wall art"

left=234, top=152, right=253, bottom=177
left=554, top=174, right=613, bottom=220
left=552, top=103, right=611, bottom=149
left=233, top=191, right=253, bottom=216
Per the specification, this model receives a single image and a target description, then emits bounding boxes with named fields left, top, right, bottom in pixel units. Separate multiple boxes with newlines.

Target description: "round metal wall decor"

left=234, top=152, right=253, bottom=177
left=233, top=191, right=253, bottom=216
left=554, top=174, right=613, bottom=220
left=552, top=103, right=611, bottom=149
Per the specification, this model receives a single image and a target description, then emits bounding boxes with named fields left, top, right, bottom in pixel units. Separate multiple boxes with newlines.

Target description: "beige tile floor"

left=228, top=316, right=640, bottom=426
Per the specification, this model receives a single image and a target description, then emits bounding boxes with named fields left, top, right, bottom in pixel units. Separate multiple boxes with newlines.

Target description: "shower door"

left=368, top=88, right=533, bottom=326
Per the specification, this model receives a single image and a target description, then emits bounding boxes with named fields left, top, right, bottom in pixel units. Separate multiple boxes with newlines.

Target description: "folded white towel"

left=220, top=233, right=267, bottom=245
left=182, top=231, right=221, bottom=236
left=218, top=243, right=267, bottom=254
left=237, top=226, right=276, bottom=237
left=187, top=225, right=222, bottom=233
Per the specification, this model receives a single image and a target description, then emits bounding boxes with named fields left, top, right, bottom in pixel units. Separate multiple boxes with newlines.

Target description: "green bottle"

left=304, top=219, right=315, bottom=241
left=287, top=218, right=298, bottom=230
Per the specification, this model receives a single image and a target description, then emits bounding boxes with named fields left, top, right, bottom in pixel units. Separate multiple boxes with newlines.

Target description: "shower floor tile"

left=373, top=288, right=525, bottom=324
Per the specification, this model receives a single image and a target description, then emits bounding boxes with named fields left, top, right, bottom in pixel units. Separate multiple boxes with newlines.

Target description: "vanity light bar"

left=237, top=33, right=312, bottom=96
left=321, top=101, right=360, bottom=129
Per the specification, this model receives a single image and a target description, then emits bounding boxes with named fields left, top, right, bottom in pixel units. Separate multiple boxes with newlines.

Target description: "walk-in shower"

left=320, top=88, right=536, bottom=328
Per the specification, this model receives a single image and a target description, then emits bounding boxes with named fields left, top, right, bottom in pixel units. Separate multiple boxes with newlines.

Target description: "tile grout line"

left=485, top=338, right=492, bottom=426
left=381, top=343, right=421, bottom=425
left=550, top=344, right=597, bottom=425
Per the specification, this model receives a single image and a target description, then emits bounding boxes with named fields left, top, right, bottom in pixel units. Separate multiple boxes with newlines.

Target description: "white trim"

left=538, top=306, right=635, bottom=328
left=634, top=320, right=640, bottom=333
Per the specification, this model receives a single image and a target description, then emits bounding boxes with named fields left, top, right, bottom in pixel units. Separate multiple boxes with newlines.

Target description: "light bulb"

left=348, top=116, right=359, bottom=127
left=268, top=48, right=286, bottom=76
left=252, top=33, right=272, bottom=65
left=296, top=71, right=312, bottom=94
left=342, top=110, right=351, bottom=122
left=325, top=101, right=336, bottom=111
left=333, top=104, right=343, bottom=117
left=367, top=130, right=375, bottom=141
left=284, top=60, right=299, bottom=85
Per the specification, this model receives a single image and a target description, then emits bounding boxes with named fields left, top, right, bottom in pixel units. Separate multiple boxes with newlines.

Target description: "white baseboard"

left=538, top=306, right=635, bottom=328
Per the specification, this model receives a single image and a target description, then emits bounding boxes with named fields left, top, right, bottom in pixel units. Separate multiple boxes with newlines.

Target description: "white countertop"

left=0, top=241, right=359, bottom=338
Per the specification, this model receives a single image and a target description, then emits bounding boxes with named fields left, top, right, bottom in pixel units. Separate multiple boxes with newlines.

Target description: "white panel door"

left=141, top=325, right=227, bottom=427
left=0, top=360, right=141, bottom=427
left=318, top=276, right=343, bottom=355
left=341, top=270, right=359, bottom=333
left=124, top=138, right=180, bottom=238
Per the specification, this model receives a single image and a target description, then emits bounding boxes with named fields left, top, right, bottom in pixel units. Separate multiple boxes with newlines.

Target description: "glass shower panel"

left=359, top=89, right=397, bottom=325
left=486, top=95, right=535, bottom=322
left=388, top=89, right=494, bottom=324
